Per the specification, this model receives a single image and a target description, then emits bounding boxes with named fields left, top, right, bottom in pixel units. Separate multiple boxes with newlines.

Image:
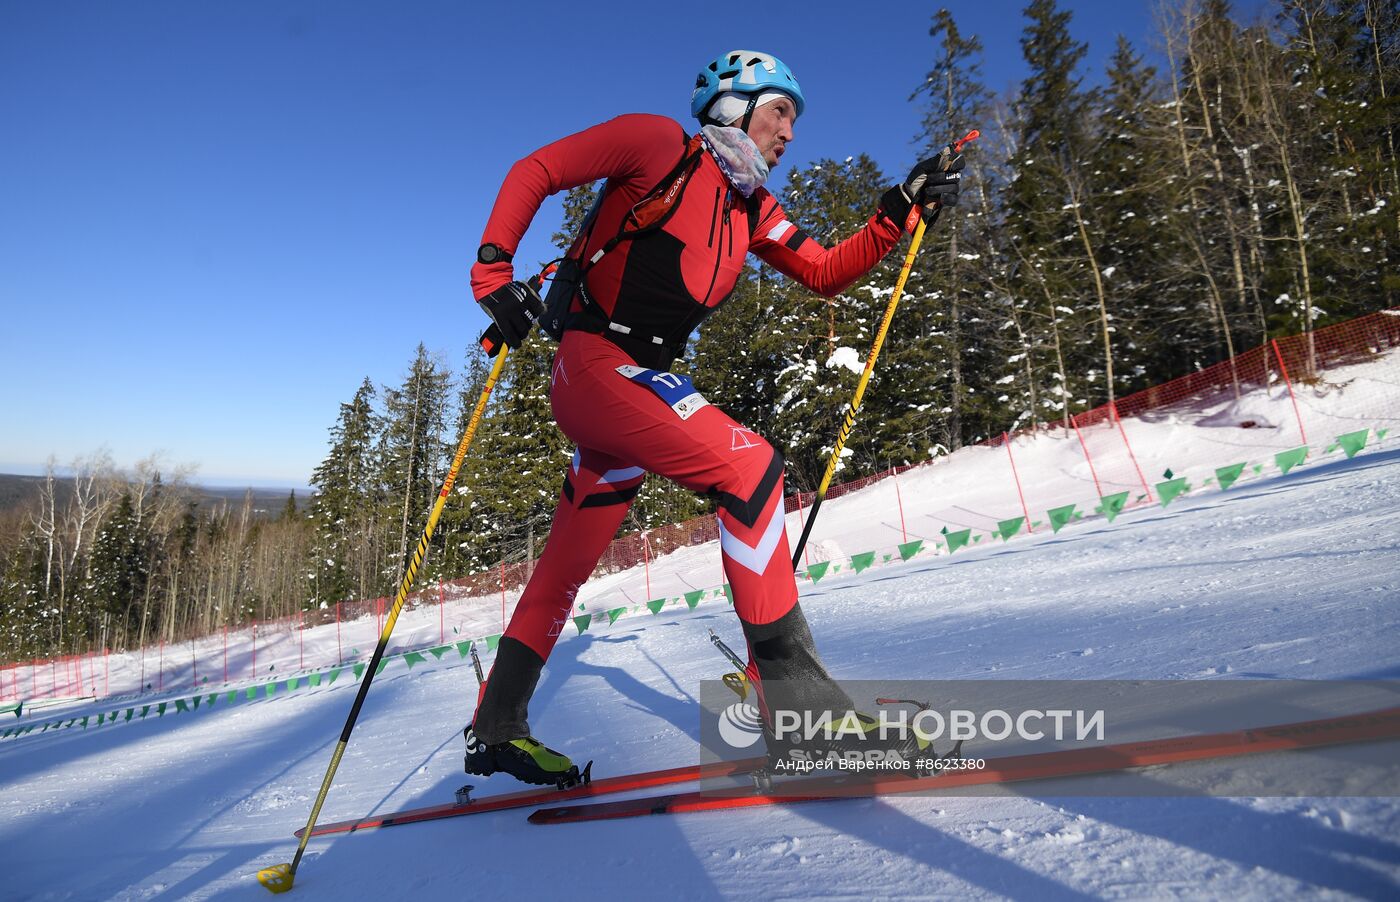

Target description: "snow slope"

left=2, top=440, right=1398, bottom=899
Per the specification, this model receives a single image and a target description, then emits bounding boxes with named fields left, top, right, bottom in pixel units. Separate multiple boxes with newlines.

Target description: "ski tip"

left=527, top=807, right=570, bottom=825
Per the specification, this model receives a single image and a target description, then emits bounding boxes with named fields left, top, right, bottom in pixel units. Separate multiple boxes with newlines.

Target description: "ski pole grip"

left=478, top=322, right=506, bottom=357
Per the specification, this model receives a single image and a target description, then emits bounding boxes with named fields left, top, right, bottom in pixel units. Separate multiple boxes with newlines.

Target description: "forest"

left=2, top=1, right=1394, bottom=663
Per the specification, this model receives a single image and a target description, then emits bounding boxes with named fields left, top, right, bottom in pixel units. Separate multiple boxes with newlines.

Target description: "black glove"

left=477, top=280, right=544, bottom=349
left=878, top=145, right=966, bottom=229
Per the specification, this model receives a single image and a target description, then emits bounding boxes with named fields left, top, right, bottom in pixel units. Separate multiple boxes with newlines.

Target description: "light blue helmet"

left=691, top=50, right=805, bottom=124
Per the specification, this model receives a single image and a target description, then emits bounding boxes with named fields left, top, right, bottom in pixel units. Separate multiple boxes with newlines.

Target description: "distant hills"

left=0, top=473, right=311, bottom=517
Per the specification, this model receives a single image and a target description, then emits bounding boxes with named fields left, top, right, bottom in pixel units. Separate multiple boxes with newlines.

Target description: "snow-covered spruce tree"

left=308, top=377, right=382, bottom=606
left=0, top=523, right=53, bottom=661
left=1276, top=0, right=1397, bottom=324
left=82, top=490, right=150, bottom=652
left=1003, top=0, right=1095, bottom=428
left=378, top=345, right=454, bottom=586
left=907, top=7, right=1000, bottom=451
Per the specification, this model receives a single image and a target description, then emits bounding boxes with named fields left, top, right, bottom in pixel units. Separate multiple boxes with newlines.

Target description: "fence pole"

left=1069, top=413, right=1106, bottom=498
left=191, top=640, right=197, bottom=689
left=139, top=646, right=145, bottom=694
left=892, top=467, right=908, bottom=543
left=252, top=622, right=258, bottom=679
left=1111, top=402, right=1154, bottom=503
left=643, top=533, right=652, bottom=600
left=223, top=625, right=229, bottom=684
left=104, top=647, right=109, bottom=697
left=336, top=602, right=342, bottom=666
left=1272, top=338, right=1308, bottom=445
left=158, top=640, right=164, bottom=693
left=1004, top=432, right=1034, bottom=534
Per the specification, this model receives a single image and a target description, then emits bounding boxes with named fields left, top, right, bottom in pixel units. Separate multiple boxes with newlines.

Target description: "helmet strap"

left=737, top=94, right=760, bottom=133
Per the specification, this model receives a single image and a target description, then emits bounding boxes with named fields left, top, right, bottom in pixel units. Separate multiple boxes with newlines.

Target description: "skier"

left=466, top=50, right=964, bottom=786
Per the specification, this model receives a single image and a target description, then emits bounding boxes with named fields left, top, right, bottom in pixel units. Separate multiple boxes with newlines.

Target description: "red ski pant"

left=503, top=330, right=798, bottom=661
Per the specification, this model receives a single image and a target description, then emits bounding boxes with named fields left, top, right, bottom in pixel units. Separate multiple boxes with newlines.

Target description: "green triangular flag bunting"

left=1157, top=477, right=1189, bottom=507
left=265, top=681, right=278, bottom=697
left=996, top=517, right=1024, bottom=541
left=1215, top=463, right=1246, bottom=491
left=945, top=529, right=972, bottom=553
left=573, top=614, right=592, bottom=635
left=806, top=561, right=831, bottom=583
left=156, top=703, right=167, bottom=716
left=851, top=551, right=875, bottom=573
left=1253, top=464, right=1264, bottom=474
left=428, top=645, right=450, bottom=661
left=456, top=641, right=473, bottom=659
left=722, top=584, right=733, bottom=605
left=326, top=668, right=341, bottom=685
left=403, top=652, right=427, bottom=670
left=1047, top=505, right=1077, bottom=533
left=352, top=663, right=365, bottom=680
left=607, top=607, right=626, bottom=625
left=175, top=699, right=190, bottom=713
left=1276, top=446, right=1308, bottom=475
left=646, top=599, right=666, bottom=615
left=245, top=686, right=258, bottom=700
left=484, top=634, right=501, bottom=652
left=1377, top=428, right=1389, bottom=441
left=1335, top=429, right=1368, bottom=459
left=898, top=540, right=923, bottom=561
left=683, top=590, right=704, bottom=609
left=1096, top=492, right=1129, bottom=522
left=309, top=672, right=322, bottom=687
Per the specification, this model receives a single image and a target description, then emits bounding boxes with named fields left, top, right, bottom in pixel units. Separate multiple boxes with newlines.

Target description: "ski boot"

left=464, top=722, right=590, bottom=789
left=466, top=637, right=590, bottom=789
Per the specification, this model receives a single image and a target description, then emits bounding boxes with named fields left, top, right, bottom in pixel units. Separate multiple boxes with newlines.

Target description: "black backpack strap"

left=744, top=192, right=762, bottom=241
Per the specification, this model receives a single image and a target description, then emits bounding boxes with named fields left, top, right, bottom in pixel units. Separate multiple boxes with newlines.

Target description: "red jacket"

left=471, top=114, right=904, bottom=363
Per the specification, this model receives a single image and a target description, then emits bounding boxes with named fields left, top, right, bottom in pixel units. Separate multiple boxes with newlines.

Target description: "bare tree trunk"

left=1064, top=173, right=1116, bottom=407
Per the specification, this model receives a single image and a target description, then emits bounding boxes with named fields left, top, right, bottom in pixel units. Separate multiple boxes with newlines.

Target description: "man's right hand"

left=878, top=147, right=966, bottom=231
left=477, top=280, right=544, bottom=349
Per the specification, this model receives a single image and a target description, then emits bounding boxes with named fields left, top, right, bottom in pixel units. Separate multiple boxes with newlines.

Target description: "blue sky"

left=0, top=1, right=1267, bottom=489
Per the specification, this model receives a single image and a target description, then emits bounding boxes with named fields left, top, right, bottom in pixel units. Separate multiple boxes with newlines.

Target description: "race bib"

left=616, top=365, right=710, bottom=420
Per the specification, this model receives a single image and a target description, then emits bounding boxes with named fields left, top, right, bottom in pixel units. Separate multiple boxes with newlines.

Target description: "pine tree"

left=83, top=491, right=149, bottom=645
left=379, top=345, right=454, bottom=583
left=308, top=378, right=381, bottom=604
left=908, top=8, right=998, bottom=450
left=1004, top=0, right=1093, bottom=427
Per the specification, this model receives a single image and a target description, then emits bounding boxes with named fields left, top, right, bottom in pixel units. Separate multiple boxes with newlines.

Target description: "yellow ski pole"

left=257, top=319, right=512, bottom=894
left=791, top=129, right=979, bottom=570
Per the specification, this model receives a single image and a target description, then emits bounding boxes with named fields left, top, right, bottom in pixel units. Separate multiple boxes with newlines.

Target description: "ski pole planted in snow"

left=257, top=318, right=515, bottom=895
left=790, top=129, right=980, bottom=569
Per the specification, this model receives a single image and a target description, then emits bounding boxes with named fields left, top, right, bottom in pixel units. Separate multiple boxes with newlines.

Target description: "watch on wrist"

left=477, top=243, right=513, bottom=265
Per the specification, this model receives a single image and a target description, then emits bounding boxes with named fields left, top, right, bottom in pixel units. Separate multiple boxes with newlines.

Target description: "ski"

left=296, top=754, right=767, bottom=838
left=527, top=705, right=1400, bottom=825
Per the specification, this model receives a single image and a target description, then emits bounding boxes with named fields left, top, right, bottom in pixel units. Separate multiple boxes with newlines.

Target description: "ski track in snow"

left=2, top=449, right=1399, bottom=900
